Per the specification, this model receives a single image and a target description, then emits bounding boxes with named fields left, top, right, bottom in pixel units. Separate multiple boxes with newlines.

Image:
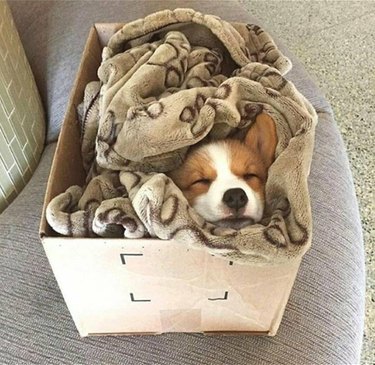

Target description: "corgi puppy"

left=169, top=114, right=278, bottom=229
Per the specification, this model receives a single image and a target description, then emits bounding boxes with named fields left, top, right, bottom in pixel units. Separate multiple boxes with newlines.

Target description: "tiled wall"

left=0, top=1, right=45, bottom=213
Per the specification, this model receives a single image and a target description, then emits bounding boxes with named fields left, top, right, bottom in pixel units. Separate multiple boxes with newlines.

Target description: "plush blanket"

left=46, top=8, right=317, bottom=265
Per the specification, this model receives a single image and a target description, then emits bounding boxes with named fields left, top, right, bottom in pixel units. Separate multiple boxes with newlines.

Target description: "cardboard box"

left=39, top=24, right=300, bottom=337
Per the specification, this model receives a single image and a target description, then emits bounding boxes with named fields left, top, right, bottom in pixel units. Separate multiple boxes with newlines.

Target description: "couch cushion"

left=0, top=107, right=365, bottom=364
left=0, top=1, right=45, bottom=212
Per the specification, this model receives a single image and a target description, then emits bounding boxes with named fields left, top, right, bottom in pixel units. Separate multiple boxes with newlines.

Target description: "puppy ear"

left=244, top=113, right=278, bottom=169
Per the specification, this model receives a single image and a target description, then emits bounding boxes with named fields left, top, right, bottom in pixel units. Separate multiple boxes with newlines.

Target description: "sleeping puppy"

left=169, top=114, right=278, bottom=229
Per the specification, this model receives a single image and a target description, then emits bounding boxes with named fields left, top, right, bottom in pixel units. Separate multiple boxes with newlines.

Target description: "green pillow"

left=0, top=1, right=45, bottom=213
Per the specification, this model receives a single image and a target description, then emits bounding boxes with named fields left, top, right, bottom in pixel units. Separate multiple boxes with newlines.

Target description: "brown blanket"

left=46, top=8, right=317, bottom=265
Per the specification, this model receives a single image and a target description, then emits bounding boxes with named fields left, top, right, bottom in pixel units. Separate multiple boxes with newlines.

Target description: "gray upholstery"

left=1, top=1, right=365, bottom=364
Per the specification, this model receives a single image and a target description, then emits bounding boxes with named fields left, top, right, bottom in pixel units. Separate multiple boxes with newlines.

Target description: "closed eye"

left=191, top=178, right=211, bottom=186
left=243, top=173, right=258, bottom=180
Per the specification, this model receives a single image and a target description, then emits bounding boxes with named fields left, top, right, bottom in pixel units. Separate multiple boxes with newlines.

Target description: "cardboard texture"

left=39, top=24, right=301, bottom=337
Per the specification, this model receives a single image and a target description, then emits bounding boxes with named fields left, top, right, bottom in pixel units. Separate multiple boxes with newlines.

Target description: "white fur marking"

left=193, top=142, right=264, bottom=223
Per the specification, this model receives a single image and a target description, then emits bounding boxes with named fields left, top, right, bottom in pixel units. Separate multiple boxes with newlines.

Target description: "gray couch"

left=0, top=1, right=365, bottom=364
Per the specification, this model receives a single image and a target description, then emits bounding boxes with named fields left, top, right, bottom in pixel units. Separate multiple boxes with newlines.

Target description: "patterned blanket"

left=46, top=8, right=317, bottom=265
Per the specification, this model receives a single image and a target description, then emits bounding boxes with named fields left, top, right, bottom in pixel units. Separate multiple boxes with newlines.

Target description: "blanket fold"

left=46, top=8, right=317, bottom=265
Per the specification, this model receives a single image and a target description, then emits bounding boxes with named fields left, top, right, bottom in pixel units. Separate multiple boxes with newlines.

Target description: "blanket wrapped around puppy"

left=46, top=8, right=318, bottom=265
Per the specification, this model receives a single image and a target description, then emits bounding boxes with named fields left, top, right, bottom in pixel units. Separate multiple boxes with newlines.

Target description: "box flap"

left=39, top=26, right=102, bottom=239
left=95, top=23, right=124, bottom=48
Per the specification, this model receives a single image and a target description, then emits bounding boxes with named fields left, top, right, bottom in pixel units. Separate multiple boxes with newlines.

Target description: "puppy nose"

left=222, top=188, right=248, bottom=210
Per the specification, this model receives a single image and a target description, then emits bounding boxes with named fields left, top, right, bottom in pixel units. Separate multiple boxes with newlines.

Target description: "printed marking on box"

left=120, top=253, right=143, bottom=265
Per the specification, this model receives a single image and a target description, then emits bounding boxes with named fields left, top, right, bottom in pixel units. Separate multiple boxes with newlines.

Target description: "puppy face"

left=169, top=113, right=278, bottom=227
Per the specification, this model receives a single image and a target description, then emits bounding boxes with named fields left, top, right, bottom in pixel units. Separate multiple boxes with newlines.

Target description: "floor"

left=239, top=0, right=374, bottom=363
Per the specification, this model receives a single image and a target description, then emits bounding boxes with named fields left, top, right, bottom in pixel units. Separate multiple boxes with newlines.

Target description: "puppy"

left=169, top=114, right=278, bottom=229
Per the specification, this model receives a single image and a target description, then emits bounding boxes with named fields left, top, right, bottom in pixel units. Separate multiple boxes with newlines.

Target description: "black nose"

left=222, top=188, right=248, bottom=210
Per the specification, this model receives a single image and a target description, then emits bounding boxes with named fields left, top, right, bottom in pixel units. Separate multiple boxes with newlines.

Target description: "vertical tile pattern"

left=0, top=1, right=45, bottom=213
